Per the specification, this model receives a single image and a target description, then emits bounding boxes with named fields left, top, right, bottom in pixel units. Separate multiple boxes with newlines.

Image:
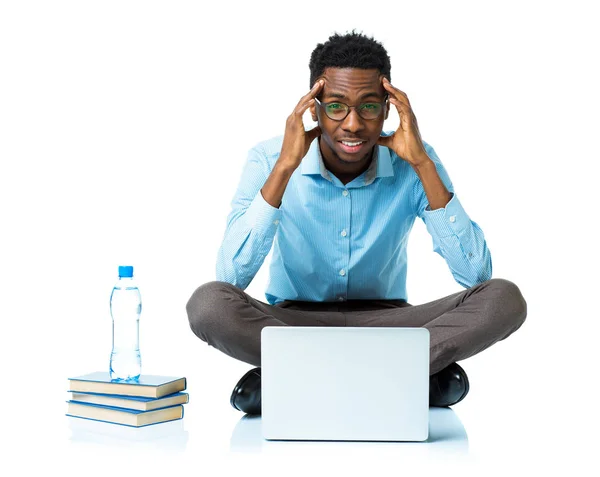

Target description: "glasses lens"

left=359, top=103, right=383, bottom=119
left=325, top=103, right=349, bottom=120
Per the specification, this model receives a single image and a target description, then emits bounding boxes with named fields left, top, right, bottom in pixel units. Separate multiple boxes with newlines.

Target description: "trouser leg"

left=342, top=278, right=527, bottom=374
left=186, top=281, right=345, bottom=366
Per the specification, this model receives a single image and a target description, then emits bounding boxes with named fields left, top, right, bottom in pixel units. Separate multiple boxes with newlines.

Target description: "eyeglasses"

left=314, top=95, right=389, bottom=121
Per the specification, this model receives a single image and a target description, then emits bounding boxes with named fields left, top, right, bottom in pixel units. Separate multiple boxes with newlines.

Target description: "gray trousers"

left=186, top=278, right=527, bottom=375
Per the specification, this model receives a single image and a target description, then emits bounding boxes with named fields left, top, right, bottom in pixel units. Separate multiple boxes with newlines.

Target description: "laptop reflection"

left=230, top=407, right=468, bottom=455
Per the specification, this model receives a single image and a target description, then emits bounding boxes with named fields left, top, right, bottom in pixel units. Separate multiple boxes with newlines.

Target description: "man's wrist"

left=412, top=158, right=452, bottom=210
left=275, top=155, right=300, bottom=175
left=411, top=155, right=434, bottom=171
left=261, top=159, right=297, bottom=209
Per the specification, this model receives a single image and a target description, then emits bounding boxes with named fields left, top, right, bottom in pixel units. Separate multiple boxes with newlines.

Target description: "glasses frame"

left=314, top=94, right=389, bottom=121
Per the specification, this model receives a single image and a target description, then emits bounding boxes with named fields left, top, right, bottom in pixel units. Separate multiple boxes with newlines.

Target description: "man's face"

left=310, top=67, right=389, bottom=167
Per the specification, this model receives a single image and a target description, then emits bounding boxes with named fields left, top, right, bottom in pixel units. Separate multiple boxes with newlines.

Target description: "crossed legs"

left=186, top=278, right=527, bottom=374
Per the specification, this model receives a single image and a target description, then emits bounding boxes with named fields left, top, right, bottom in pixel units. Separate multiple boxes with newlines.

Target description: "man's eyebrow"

left=323, top=91, right=383, bottom=100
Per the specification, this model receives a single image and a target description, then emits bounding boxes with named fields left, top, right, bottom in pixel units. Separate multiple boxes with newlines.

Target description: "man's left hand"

left=377, top=77, right=431, bottom=168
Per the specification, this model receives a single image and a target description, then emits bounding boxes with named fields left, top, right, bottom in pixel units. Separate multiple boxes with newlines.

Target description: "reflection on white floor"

left=230, top=407, right=468, bottom=457
left=68, top=416, right=189, bottom=452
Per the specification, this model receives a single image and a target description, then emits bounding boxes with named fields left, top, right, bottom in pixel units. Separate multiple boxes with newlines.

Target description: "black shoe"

left=429, top=362, right=470, bottom=407
left=230, top=367, right=261, bottom=415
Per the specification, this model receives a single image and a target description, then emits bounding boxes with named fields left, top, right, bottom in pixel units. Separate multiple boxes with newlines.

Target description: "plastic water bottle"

left=109, top=265, right=142, bottom=381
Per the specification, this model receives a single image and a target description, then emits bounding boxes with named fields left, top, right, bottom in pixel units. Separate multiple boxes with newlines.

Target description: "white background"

left=1, top=0, right=599, bottom=475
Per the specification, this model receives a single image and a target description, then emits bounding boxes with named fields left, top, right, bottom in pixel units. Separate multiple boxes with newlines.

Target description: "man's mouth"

left=338, top=139, right=367, bottom=154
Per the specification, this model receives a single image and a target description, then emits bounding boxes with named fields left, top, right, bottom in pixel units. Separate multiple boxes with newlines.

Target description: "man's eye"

left=361, top=103, right=378, bottom=110
left=327, top=103, right=344, bottom=110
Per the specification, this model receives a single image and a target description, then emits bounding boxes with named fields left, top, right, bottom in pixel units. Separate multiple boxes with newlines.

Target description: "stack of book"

left=66, top=372, right=188, bottom=427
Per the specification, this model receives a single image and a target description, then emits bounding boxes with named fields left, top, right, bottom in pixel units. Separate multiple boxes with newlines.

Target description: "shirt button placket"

left=338, top=187, right=350, bottom=303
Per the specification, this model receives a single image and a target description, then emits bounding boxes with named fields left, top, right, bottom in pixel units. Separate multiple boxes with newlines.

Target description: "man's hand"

left=377, top=77, right=430, bottom=168
left=278, top=80, right=324, bottom=171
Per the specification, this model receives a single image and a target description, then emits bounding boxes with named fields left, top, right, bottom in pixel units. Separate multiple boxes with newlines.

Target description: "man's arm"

left=216, top=148, right=316, bottom=288
left=216, top=146, right=283, bottom=289
left=216, top=80, right=325, bottom=288
left=377, top=78, right=491, bottom=286
left=413, top=143, right=492, bottom=288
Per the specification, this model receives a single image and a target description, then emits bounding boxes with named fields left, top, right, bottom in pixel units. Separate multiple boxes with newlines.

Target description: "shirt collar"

left=301, top=139, right=394, bottom=185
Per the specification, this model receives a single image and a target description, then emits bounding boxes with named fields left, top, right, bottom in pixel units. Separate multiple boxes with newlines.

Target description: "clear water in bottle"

left=109, top=265, right=142, bottom=381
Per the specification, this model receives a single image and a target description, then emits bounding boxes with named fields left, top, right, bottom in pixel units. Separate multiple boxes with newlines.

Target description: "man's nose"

left=341, top=108, right=365, bottom=133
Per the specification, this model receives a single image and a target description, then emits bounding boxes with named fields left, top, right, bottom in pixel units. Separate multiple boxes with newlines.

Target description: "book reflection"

left=68, top=416, right=189, bottom=452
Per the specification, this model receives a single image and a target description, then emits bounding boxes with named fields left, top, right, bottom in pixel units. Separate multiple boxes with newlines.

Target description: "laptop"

left=261, top=326, right=430, bottom=442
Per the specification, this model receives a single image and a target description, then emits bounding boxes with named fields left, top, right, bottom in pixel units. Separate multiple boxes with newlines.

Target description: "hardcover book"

left=70, top=391, right=189, bottom=411
left=68, top=372, right=186, bottom=398
left=66, top=401, right=184, bottom=427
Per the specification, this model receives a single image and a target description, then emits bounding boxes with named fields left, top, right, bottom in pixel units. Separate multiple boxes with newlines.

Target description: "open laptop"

left=261, top=326, right=430, bottom=442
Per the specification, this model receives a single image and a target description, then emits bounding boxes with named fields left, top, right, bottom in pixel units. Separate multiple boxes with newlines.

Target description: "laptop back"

left=261, top=326, right=429, bottom=442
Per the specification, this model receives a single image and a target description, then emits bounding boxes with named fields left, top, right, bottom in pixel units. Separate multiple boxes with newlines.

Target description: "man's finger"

left=296, top=80, right=324, bottom=108
left=294, top=98, right=316, bottom=117
left=390, top=97, right=409, bottom=118
left=310, top=79, right=325, bottom=97
left=389, top=98, right=412, bottom=132
left=383, top=78, right=411, bottom=105
left=382, top=77, right=407, bottom=96
left=383, top=82, right=410, bottom=107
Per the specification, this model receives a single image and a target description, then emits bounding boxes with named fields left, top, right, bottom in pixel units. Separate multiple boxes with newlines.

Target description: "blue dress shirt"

left=216, top=133, right=492, bottom=305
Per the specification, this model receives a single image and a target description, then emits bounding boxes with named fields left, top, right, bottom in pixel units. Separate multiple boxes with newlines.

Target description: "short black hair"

left=309, top=30, right=391, bottom=88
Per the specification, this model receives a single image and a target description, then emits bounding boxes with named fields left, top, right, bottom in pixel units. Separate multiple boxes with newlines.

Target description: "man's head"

left=308, top=32, right=392, bottom=171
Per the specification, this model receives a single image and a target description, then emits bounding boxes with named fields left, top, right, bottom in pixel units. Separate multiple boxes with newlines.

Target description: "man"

left=186, top=32, right=527, bottom=415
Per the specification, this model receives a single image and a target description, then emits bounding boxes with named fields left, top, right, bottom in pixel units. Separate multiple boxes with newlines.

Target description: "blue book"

left=68, top=372, right=186, bottom=398
left=70, top=391, right=189, bottom=411
left=66, top=400, right=184, bottom=427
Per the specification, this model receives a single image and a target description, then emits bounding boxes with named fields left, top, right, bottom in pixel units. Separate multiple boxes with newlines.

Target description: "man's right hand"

left=278, top=80, right=324, bottom=171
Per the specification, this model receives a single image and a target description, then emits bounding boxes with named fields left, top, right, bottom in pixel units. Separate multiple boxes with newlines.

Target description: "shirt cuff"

left=243, top=189, right=283, bottom=235
left=423, top=193, right=470, bottom=238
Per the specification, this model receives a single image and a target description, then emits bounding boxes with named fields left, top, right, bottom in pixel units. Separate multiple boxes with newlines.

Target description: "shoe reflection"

left=230, top=408, right=468, bottom=456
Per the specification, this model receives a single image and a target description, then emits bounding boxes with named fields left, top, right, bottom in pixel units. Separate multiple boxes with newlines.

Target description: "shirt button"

left=338, top=296, right=345, bottom=302
left=339, top=269, right=346, bottom=276
left=449, top=215, right=456, bottom=223
left=468, top=252, right=474, bottom=258
left=342, top=190, right=349, bottom=197
left=341, top=229, right=347, bottom=237
left=273, top=219, right=280, bottom=225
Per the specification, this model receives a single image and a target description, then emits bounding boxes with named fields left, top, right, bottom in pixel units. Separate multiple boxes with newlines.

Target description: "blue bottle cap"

left=118, top=266, right=134, bottom=278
